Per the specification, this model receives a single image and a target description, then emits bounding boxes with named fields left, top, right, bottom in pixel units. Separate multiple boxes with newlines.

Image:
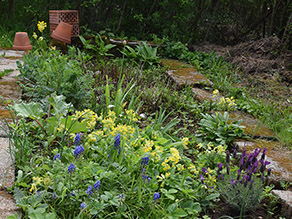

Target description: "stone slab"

left=161, top=59, right=192, bottom=69
left=0, top=58, right=20, bottom=72
left=166, top=68, right=213, bottom=87
left=0, top=138, right=15, bottom=188
left=0, top=77, right=21, bottom=101
left=229, top=111, right=275, bottom=138
left=0, top=50, right=25, bottom=58
left=192, top=88, right=223, bottom=103
left=161, top=59, right=213, bottom=87
left=235, top=139, right=292, bottom=185
left=272, top=190, right=292, bottom=218
left=0, top=190, right=21, bottom=218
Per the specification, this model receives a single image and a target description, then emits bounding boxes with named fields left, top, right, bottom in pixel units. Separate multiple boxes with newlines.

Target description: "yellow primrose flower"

left=29, top=183, right=37, bottom=193
left=165, top=172, right=170, bottom=178
left=50, top=46, right=56, bottom=50
left=38, top=36, right=43, bottom=42
left=32, top=32, right=37, bottom=39
left=37, top=21, right=47, bottom=33
left=33, top=176, right=43, bottom=185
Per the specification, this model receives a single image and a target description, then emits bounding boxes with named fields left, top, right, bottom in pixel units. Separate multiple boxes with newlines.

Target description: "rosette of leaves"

left=196, top=112, right=246, bottom=146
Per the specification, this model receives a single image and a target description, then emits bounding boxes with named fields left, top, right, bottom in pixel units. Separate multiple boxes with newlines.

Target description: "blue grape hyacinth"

left=68, top=163, right=75, bottom=174
left=153, top=192, right=160, bottom=202
left=74, top=145, right=85, bottom=158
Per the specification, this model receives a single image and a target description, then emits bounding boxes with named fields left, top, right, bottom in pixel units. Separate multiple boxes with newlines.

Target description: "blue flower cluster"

left=68, top=163, right=75, bottom=174
left=86, top=180, right=101, bottom=197
left=141, top=155, right=149, bottom=166
left=80, top=202, right=86, bottom=209
left=53, top=153, right=61, bottom=161
left=153, top=192, right=160, bottom=202
left=87, top=185, right=93, bottom=197
left=93, top=180, right=101, bottom=190
left=114, top=134, right=121, bottom=150
left=74, top=145, right=85, bottom=158
left=74, top=134, right=81, bottom=145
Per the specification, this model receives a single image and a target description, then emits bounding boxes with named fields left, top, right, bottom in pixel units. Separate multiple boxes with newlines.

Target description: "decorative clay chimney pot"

left=12, top=32, right=32, bottom=51
left=51, top=21, right=73, bottom=44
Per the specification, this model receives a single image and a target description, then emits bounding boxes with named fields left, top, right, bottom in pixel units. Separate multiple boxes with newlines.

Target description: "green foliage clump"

left=196, top=111, right=245, bottom=146
left=17, top=48, right=94, bottom=109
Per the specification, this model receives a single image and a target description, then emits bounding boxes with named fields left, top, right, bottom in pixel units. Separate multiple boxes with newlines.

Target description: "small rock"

left=229, top=111, right=275, bottom=138
left=192, top=88, right=222, bottom=103
left=272, top=190, right=292, bottom=218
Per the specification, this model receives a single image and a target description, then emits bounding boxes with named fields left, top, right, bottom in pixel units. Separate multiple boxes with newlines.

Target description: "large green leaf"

left=13, top=102, right=44, bottom=119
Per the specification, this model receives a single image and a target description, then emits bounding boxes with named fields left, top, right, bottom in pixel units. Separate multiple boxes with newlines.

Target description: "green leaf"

left=205, top=193, right=220, bottom=201
left=48, top=93, right=72, bottom=117
left=172, top=208, right=188, bottom=217
left=6, top=213, right=19, bottom=219
left=14, top=102, right=44, bottom=119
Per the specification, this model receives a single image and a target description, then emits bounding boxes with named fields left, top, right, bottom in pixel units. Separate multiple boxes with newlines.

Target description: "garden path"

left=0, top=49, right=24, bottom=218
left=162, top=58, right=292, bottom=217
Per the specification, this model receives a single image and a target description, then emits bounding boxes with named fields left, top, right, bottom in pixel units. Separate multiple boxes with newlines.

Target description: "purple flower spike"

left=226, top=163, right=230, bottom=175
left=230, top=178, right=236, bottom=185
left=237, top=169, right=241, bottom=180
left=201, top=173, right=205, bottom=183
left=202, top=167, right=208, bottom=174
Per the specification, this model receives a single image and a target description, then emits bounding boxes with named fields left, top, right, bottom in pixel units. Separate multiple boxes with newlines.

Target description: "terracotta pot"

left=51, top=21, right=73, bottom=44
left=12, top=32, right=32, bottom=51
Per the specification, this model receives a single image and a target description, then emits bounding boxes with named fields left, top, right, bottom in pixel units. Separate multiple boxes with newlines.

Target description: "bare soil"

left=192, top=37, right=292, bottom=106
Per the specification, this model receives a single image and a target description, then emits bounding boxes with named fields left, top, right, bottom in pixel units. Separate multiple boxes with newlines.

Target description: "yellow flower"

left=165, top=172, right=170, bottom=178
left=50, top=46, right=56, bottom=50
left=33, top=176, right=43, bottom=185
left=37, top=21, right=47, bottom=33
left=32, top=32, right=37, bottom=39
left=38, top=36, right=43, bottom=42
left=29, top=183, right=37, bottom=193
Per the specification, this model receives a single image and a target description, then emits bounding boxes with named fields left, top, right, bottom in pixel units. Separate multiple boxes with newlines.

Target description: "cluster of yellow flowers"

left=33, top=21, right=47, bottom=42
left=74, top=109, right=97, bottom=130
left=197, top=142, right=225, bottom=154
left=161, top=147, right=181, bottom=171
left=29, top=176, right=43, bottom=194
left=88, top=130, right=104, bottom=143
left=37, top=21, right=47, bottom=33
left=57, top=123, right=68, bottom=133
left=150, top=145, right=163, bottom=162
left=212, top=89, right=236, bottom=109
left=188, top=164, right=199, bottom=175
left=219, top=97, right=236, bottom=108
left=125, top=109, right=138, bottom=122
left=142, top=139, right=155, bottom=153
left=201, top=168, right=217, bottom=190
left=182, top=137, right=189, bottom=149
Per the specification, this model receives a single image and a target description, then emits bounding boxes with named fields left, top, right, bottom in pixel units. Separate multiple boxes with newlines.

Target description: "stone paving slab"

left=0, top=58, right=21, bottom=72
left=192, top=88, right=223, bottom=103
left=0, top=190, right=21, bottom=218
left=0, top=50, right=25, bottom=58
left=272, top=190, right=292, bottom=218
left=161, top=59, right=213, bottom=88
left=229, top=111, right=275, bottom=138
left=166, top=68, right=213, bottom=87
left=0, top=138, right=15, bottom=188
left=235, top=139, right=292, bottom=185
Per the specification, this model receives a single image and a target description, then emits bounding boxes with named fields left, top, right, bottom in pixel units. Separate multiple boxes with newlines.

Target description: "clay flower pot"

left=51, top=21, right=73, bottom=44
left=12, top=32, right=32, bottom=51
